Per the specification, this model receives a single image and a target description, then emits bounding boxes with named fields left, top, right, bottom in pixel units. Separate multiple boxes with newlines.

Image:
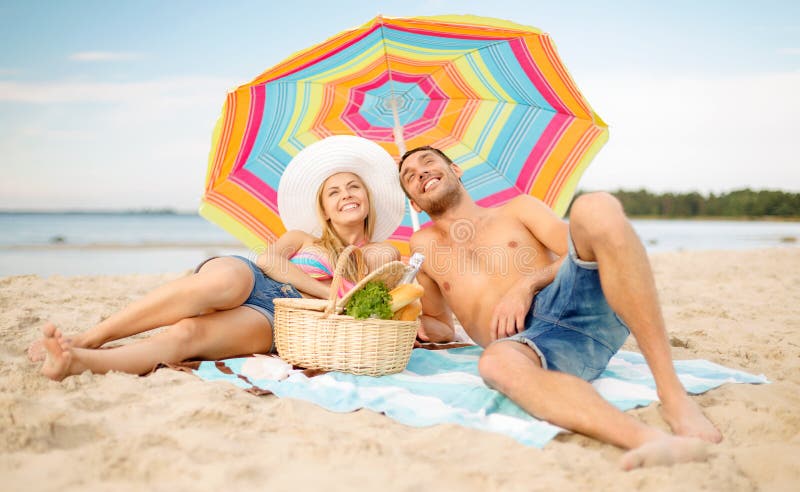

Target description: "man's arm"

left=415, top=268, right=455, bottom=343
left=489, top=196, right=569, bottom=341
left=409, top=232, right=455, bottom=343
left=511, top=195, right=569, bottom=256
left=514, top=194, right=570, bottom=291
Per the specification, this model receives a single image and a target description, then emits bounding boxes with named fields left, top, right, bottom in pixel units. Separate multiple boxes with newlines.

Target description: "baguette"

left=388, top=283, right=424, bottom=312
left=393, top=299, right=422, bottom=321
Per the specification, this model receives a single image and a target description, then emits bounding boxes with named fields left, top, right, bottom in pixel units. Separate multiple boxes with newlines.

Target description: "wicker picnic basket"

left=273, top=245, right=419, bottom=376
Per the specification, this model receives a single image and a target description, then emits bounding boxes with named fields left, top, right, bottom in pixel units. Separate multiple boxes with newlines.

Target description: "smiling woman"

left=29, top=136, right=405, bottom=382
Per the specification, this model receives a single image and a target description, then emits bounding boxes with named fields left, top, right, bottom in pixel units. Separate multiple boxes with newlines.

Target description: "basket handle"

left=325, top=244, right=364, bottom=316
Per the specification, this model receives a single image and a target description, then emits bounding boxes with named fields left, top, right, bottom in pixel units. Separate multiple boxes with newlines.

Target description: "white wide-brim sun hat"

left=277, top=135, right=405, bottom=242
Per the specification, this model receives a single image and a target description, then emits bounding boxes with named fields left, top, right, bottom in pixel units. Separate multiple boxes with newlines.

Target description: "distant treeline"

left=572, top=189, right=800, bottom=218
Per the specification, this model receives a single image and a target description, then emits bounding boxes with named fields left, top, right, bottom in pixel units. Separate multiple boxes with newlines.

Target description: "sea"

left=0, top=213, right=798, bottom=277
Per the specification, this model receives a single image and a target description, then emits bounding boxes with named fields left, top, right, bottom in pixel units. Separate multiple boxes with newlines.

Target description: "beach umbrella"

left=200, top=15, right=607, bottom=254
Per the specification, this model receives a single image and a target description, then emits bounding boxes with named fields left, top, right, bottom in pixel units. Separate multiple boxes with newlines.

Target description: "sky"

left=0, top=0, right=798, bottom=211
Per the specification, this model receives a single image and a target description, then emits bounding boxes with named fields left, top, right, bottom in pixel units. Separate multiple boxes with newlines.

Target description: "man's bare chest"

left=424, top=219, right=547, bottom=279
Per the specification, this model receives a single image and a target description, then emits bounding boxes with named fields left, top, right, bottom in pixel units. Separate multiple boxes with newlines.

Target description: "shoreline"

left=2, top=244, right=799, bottom=279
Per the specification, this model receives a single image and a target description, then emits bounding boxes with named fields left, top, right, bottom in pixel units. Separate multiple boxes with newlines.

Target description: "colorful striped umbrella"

left=200, top=14, right=607, bottom=254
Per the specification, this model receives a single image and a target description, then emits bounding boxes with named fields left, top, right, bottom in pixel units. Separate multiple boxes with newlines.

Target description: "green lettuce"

left=344, top=281, right=393, bottom=320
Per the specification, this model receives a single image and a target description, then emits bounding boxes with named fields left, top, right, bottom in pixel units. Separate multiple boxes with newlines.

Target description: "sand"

left=1, top=248, right=798, bottom=491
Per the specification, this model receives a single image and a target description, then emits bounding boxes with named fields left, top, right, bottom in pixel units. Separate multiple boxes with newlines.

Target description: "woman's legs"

left=29, top=257, right=255, bottom=361
left=40, top=305, right=272, bottom=380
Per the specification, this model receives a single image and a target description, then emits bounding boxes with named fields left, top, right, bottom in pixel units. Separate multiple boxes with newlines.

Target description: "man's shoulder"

left=409, top=226, right=438, bottom=249
left=503, top=194, right=547, bottom=211
left=497, top=195, right=556, bottom=224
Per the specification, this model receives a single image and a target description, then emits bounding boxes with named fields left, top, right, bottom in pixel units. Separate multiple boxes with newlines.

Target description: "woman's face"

left=320, top=172, right=370, bottom=228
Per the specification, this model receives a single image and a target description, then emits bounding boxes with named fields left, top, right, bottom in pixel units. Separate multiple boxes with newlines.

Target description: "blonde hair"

left=314, top=173, right=375, bottom=283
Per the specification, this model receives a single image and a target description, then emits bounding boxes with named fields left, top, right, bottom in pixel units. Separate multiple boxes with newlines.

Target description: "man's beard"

left=421, top=181, right=464, bottom=217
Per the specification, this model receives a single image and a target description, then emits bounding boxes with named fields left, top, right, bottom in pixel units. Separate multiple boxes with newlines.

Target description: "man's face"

left=399, top=150, right=464, bottom=216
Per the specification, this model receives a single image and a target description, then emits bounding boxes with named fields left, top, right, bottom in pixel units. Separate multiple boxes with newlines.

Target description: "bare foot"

left=40, top=324, right=73, bottom=381
left=660, top=394, right=723, bottom=443
left=27, top=323, right=79, bottom=362
left=620, top=436, right=710, bottom=470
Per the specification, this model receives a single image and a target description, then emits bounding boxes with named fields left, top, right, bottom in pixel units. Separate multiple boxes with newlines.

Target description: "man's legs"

left=567, top=192, right=721, bottom=442
left=479, top=341, right=709, bottom=469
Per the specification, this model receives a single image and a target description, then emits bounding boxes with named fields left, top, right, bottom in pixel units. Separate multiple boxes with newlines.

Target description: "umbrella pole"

left=390, top=97, right=420, bottom=232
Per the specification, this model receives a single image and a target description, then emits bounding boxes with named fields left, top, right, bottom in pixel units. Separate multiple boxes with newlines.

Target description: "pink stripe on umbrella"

left=231, top=85, right=266, bottom=174
left=509, top=38, right=570, bottom=115
left=476, top=187, right=523, bottom=208
left=230, top=167, right=278, bottom=209
left=386, top=22, right=509, bottom=42
left=516, top=113, right=571, bottom=191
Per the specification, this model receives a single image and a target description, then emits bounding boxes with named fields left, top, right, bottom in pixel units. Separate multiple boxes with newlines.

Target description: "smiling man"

left=398, top=146, right=722, bottom=470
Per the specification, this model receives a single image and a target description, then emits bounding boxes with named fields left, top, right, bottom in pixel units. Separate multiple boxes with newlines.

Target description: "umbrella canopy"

left=200, top=14, right=607, bottom=254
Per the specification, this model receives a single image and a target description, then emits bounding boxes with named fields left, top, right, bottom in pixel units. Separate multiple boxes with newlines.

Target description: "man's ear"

left=450, top=163, right=463, bottom=178
left=410, top=199, right=422, bottom=213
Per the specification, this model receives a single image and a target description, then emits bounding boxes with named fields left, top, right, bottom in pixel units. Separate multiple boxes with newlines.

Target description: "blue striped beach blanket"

left=186, top=346, right=767, bottom=447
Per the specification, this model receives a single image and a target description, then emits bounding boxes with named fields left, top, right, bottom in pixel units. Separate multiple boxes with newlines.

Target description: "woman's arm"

left=255, top=230, right=331, bottom=299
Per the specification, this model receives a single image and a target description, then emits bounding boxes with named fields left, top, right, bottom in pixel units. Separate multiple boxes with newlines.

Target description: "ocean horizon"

left=0, top=212, right=797, bottom=276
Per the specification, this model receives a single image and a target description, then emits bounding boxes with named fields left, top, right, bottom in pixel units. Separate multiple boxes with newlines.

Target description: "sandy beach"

left=1, top=248, right=798, bottom=491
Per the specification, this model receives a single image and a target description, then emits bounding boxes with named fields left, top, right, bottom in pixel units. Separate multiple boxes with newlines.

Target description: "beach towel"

left=176, top=346, right=767, bottom=447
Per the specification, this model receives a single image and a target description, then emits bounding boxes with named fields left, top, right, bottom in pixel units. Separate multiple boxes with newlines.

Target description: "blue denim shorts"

left=495, top=233, right=630, bottom=381
left=195, top=255, right=303, bottom=351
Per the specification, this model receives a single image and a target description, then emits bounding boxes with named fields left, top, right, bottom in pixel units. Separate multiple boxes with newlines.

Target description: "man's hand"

left=489, top=286, right=536, bottom=342
left=488, top=256, right=566, bottom=341
left=415, top=314, right=455, bottom=346
left=414, top=322, right=430, bottom=348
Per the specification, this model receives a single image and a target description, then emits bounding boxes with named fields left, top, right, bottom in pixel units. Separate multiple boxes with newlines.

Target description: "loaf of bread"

left=388, top=283, right=424, bottom=312
left=392, top=299, right=422, bottom=320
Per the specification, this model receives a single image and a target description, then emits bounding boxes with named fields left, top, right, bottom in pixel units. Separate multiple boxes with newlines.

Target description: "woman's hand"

left=258, top=230, right=331, bottom=300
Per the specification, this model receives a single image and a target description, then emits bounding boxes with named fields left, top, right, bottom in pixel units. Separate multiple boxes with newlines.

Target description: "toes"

left=619, top=450, right=645, bottom=471
left=41, top=322, right=57, bottom=337
left=619, top=438, right=710, bottom=471
left=40, top=337, right=71, bottom=381
left=26, top=340, right=45, bottom=362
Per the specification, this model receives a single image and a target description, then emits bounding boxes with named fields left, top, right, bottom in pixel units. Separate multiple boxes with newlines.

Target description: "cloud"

left=0, top=75, right=236, bottom=211
left=778, top=47, right=800, bottom=55
left=578, top=71, right=800, bottom=193
left=68, top=51, right=144, bottom=62
left=0, top=77, right=233, bottom=105
left=0, top=68, right=21, bottom=76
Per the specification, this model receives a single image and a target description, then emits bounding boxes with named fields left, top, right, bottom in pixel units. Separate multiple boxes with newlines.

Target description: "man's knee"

left=478, top=344, right=503, bottom=388
left=478, top=342, right=540, bottom=391
left=570, top=193, right=628, bottom=241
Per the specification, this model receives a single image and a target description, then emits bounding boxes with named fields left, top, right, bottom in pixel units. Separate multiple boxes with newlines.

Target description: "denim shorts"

left=495, top=233, right=630, bottom=381
left=195, top=255, right=303, bottom=351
